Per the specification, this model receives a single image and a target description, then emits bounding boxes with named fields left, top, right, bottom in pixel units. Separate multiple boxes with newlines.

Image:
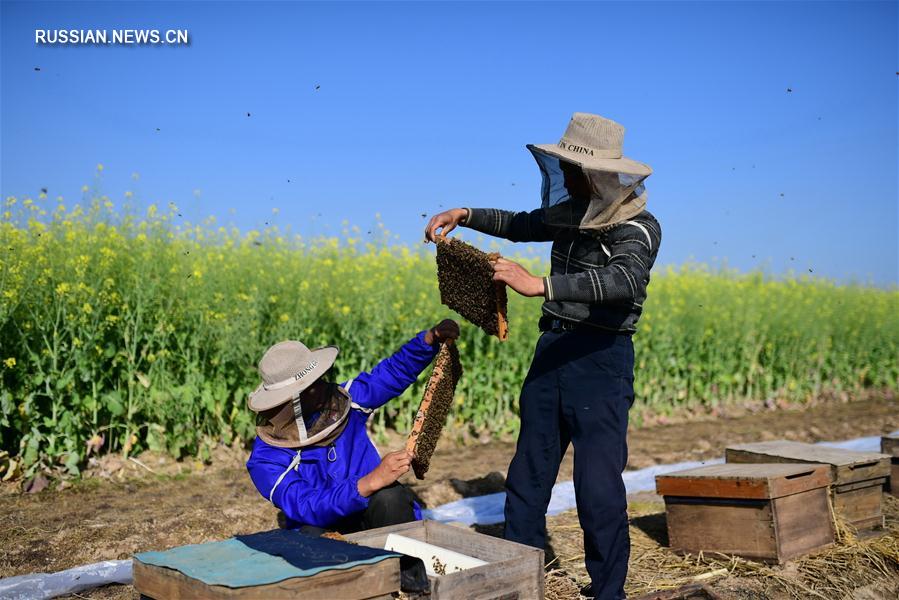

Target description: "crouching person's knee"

left=363, top=483, right=416, bottom=529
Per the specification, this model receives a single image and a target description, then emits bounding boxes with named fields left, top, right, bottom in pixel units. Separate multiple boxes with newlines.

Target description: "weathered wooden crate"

left=133, top=559, right=398, bottom=599
left=725, top=440, right=891, bottom=532
left=346, top=519, right=544, bottom=600
left=133, top=532, right=401, bottom=600
left=882, top=435, right=899, bottom=497
left=655, top=463, right=834, bottom=563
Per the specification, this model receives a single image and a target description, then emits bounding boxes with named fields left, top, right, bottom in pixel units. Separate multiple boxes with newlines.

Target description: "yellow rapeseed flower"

left=3, top=357, right=15, bottom=368
left=97, top=163, right=104, bottom=171
left=279, top=313, right=290, bottom=322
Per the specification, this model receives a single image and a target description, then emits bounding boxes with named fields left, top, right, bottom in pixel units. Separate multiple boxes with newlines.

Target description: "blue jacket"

left=246, top=331, right=439, bottom=529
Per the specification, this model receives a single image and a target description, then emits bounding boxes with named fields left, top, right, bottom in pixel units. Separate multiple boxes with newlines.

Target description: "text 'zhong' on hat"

left=247, top=341, right=338, bottom=412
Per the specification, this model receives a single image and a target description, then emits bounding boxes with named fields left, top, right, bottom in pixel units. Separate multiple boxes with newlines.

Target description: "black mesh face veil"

left=529, top=145, right=591, bottom=228
left=305, top=382, right=347, bottom=437
left=527, top=145, right=648, bottom=230
left=255, top=381, right=350, bottom=448
left=529, top=146, right=590, bottom=207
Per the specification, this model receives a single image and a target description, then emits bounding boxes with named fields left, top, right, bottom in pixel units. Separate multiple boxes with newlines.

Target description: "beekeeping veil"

left=528, top=112, right=652, bottom=231
left=247, top=340, right=350, bottom=449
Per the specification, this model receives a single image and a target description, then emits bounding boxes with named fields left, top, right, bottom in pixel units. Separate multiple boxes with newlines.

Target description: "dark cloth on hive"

left=235, top=528, right=400, bottom=571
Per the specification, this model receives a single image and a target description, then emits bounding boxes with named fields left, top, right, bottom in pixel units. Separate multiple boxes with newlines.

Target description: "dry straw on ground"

left=435, top=236, right=508, bottom=339
left=545, top=495, right=899, bottom=599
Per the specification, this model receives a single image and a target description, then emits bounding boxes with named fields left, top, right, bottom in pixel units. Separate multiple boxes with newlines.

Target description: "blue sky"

left=2, top=0, right=897, bottom=285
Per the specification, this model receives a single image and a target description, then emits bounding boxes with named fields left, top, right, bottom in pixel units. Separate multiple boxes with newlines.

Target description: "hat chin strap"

left=289, top=389, right=349, bottom=448
left=291, top=394, right=309, bottom=443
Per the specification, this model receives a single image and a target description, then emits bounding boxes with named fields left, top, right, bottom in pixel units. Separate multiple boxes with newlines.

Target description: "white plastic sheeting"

left=0, top=560, right=132, bottom=600
left=421, top=458, right=725, bottom=525
left=423, top=431, right=898, bottom=526
left=817, top=435, right=886, bottom=453
left=2, top=430, right=895, bottom=599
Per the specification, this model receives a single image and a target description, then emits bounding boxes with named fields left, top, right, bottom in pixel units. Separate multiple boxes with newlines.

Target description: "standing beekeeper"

left=425, top=113, right=660, bottom=599
left=246, top=319, right=460, bottom=534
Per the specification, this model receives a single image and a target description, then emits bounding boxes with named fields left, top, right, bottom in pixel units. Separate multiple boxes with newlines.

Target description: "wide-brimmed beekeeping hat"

left=528, top=112, right=652, bottom=230
left=248, top=341, right=338, bottom=411
left=529, top=112, right=652, bottom=177
left=248, top=340, right=350, bottom=448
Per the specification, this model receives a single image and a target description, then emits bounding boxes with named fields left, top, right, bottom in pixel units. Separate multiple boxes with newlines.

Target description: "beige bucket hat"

left=529, top=112, right=652, bottom=177
left=247, top=340, right=339, bottom=412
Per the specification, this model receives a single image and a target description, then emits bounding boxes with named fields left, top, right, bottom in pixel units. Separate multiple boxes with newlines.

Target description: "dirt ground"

left=1, top=391, right=897, bottom=599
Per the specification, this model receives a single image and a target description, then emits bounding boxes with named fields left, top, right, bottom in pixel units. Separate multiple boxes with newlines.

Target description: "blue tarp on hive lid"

left=135, top=529, right=399, bottom=588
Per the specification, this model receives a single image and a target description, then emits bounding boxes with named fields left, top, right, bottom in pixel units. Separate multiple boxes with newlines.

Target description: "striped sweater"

left=463, top=207, right=662, bottom=334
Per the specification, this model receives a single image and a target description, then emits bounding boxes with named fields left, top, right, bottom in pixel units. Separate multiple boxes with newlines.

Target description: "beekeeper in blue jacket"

left=246, top=319, right=460, bottom=534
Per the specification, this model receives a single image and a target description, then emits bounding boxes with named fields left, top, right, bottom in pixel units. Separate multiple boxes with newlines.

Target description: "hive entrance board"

left=435, top=236, right=508, bottom=340
left=406, top=342, right=463, bottom=479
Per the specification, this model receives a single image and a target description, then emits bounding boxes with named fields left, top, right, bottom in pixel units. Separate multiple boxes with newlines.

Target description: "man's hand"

left=424, top=208, right=469, bottom=243
left=493, top=258, right=546, bottom=298
left=424, top=319, right=460, bottom=345
left=357, top=450, right=412, bottom=497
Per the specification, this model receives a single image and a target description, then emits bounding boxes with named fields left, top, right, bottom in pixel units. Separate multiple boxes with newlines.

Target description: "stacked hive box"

left=725, top=441, right=891, bottom=533
left=882, top=435, right=899, bottom=497
left=655, top=463, right=834, bottom=563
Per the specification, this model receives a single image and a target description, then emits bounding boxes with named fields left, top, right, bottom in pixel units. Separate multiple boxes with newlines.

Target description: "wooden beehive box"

left=346, top=520, right=544, bottom=600
left=882, top=435, right=899, bottom=497
left=725, top=440, right=891, bottom=532
left=655, top=463, right=834, bottom=564
left=133, top=533, right=401, bottom=600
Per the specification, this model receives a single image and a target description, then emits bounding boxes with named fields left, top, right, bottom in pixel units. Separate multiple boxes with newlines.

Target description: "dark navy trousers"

left=504, top=329, right=634, bottom=599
